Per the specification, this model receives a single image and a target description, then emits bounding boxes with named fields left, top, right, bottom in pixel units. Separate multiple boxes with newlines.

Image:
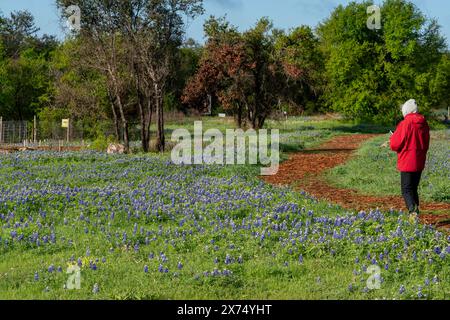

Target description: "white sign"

left=62, top=119, right=70, bottom=128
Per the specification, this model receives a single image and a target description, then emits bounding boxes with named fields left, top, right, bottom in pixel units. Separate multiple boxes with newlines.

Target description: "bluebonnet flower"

left=158, top=264, right=164, bottom=273
left=48, top=265, right=55, bottom=273
left=92, top=283, right=99, bottom=294
left=34, top=272, right=39, bottom=281
left=57, top=266, right=62, bottom=273
left=425, top=278, right=430, bottom=286
left=225, top=254, right=232, bottom=265
left=399, top=285, right=405, bottom=294
left=238, top=256, right=243, bottom=264
left=144, top=265, right=149, bottom=273
left=417, top=286, right=424, bottom=299
left=177, top=262, right=183, bottom=270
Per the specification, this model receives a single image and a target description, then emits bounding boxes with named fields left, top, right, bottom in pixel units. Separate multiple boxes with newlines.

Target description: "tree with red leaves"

left=183, top=17, right=281, bottom=129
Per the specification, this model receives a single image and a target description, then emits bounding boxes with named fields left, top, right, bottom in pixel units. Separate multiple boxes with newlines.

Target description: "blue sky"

left=1, top=0, right=449, bottom=46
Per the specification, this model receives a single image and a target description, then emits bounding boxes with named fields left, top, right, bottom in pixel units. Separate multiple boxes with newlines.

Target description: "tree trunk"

left=236, top=103, right=243, bottom=128
left=145, top=97, right=153, bottom=151
left=115, top=94, right=130, bottom=153
left=155, top=83, right=165, bottom=152
left=108, top=92, right=120, bottom=141
left=137, top=94, right=148, bottom=152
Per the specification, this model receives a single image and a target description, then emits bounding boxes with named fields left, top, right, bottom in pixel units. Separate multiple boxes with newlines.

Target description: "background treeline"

left=0, top=0, right=449, bottom=152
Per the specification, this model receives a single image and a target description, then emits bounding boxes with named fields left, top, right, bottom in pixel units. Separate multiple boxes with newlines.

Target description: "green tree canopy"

left=318, top=0, right=448, bottom=124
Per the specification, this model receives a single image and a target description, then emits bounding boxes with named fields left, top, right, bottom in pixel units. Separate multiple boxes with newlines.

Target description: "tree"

left=0, top=11, right=57, bottom=121
left=317, top=0, right=447, bottom=123
left=56, top=0, right=137, bottom=152
left=0, top=10, right=39, bottom=59
left=121, top=0, right=204, bottom=152
left=430, top=52, right=450, bottom=109
left=183, top=16, right=283, bottom=129
left=49, top=39, right=111, bottom=138
left=56, top=0, right=203, bottom=152
left=0, top=48, right=49, bottom=120
left=274, top=26, right=325, bottom=115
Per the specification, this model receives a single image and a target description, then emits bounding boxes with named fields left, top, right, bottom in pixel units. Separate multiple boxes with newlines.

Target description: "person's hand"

left=389, top=130, right=394, bottom=136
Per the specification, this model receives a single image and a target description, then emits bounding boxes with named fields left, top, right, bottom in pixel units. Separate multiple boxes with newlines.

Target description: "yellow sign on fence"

left=61, top=119, right=69, bottom=128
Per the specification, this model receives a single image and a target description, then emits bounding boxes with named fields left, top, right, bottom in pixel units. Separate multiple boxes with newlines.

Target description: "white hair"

left=402, top=99, right=418, bottom=118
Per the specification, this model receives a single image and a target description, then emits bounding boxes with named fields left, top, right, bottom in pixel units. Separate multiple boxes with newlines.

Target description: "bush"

left=89, top=135, right=116, bottom=152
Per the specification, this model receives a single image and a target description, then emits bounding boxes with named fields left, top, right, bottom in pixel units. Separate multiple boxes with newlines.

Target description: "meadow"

left=327, top=130, right=450, bottom=203
left=0, top=118, right=449, bottom=300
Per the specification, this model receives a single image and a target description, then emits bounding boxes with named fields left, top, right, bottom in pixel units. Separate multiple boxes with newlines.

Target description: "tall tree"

left=183, top=17, right=285, bottom=129
left=121, top=0, right=204, bottom=152
left=274, top=25, right=325, bottom=114
left=0, top=11, right=56, bottom=121
left=317, top=0, right=447, bottom=123
left=56, top=0, right=136, bottom=151
left=0, top=10, right=39, bottom=59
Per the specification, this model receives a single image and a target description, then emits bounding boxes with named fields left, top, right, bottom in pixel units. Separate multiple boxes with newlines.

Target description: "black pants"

left=401, top=172, right=422, bottom=213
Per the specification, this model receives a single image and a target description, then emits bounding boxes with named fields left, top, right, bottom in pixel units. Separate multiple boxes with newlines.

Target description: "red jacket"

left=390, top=113, right=430, bottom=172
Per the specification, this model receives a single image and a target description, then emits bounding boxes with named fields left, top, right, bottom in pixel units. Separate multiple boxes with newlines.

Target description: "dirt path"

left=263, top=134, right=450, bottom=228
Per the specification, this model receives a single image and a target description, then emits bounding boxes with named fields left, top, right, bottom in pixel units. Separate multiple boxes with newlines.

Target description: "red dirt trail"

left=263, top=134, right=450, bottom=228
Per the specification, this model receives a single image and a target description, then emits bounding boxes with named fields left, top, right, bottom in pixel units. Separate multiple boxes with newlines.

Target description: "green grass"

left=326, top=130, right=450, bottom=204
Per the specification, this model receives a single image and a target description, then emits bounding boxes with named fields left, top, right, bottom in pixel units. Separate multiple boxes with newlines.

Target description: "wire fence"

left=0, top=116, right=147, bottom=150
left=0, top=119, right=29, bottom=145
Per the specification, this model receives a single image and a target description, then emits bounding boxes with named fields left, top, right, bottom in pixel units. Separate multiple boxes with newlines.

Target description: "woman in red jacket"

left=390, top=99, right=430, bottom=214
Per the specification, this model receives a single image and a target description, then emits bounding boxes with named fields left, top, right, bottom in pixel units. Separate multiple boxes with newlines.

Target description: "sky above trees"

left=1, top=0, right=449, bottom=47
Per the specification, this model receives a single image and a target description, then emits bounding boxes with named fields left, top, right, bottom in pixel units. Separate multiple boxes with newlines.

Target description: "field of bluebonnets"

left=0, top=120, right=449, bottom=300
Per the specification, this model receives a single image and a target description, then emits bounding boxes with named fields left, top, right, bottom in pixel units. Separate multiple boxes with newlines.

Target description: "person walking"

left=390, top=99, right=430, bottom=215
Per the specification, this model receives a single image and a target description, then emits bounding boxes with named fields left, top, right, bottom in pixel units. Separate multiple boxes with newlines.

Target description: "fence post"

left=0, top=116, right=3, bottom=144
left=67, top=119, right=70, bottom=143
left=33, top=115, right=37, bottom=144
